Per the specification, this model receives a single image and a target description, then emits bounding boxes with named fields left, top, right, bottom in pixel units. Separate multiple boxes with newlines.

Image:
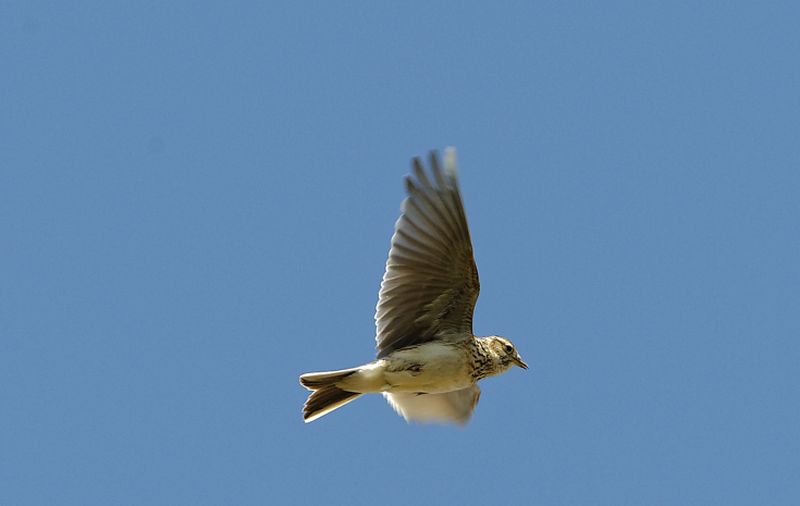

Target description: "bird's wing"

left=374, top=148, right=480, bottom=358
left=383, top=385, right=481, bottom=425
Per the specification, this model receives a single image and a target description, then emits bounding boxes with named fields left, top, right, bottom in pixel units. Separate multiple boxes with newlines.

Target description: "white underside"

left=330, top=341, right=482, bottom=424
left=338, top=341, right=474, bottom=394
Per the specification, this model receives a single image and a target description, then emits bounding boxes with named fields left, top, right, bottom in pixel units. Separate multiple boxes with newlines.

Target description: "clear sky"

left=2, top=1, right=799, bottom=505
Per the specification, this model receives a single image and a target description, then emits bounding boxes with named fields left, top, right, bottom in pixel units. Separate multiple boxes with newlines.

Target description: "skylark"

left=300, top=148, right=526, bottom=425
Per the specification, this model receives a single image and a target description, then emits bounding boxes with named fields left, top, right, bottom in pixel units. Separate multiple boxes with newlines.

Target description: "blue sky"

left=2, top=1, right=799, bottom=504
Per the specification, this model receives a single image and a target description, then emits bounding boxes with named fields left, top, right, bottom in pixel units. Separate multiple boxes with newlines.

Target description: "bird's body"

left=344, top=341, right=475, bottom=395
left=300, top=149, right=526, bottom=425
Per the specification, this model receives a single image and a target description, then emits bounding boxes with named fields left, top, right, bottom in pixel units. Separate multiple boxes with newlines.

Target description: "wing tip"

left=444, top=147, right=457, bottom=176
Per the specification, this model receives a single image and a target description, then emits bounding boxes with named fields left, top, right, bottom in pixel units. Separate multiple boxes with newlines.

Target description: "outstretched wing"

left=374, top=148, right=480, bottom=358
left=383, top=386, right=481, bottom=425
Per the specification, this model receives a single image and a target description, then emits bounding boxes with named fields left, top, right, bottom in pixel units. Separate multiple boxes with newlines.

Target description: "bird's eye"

left=504, top=344, right=513, bottom=353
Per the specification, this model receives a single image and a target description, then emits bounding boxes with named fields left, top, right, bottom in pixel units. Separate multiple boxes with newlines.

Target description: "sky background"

left=2, top=1, right=799, bottom=505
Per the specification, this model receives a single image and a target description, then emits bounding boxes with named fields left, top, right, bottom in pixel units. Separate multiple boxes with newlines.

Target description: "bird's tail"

left=299, top=368, right=362, bottom=423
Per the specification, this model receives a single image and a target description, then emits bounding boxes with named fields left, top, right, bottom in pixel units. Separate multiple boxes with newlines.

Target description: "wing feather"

left=374, top=148, right=480, bottom=358
left=383, top=386, right=481, bottom=425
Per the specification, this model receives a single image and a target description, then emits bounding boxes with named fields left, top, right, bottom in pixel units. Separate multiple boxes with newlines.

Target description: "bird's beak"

left=512, top=355, right=529, bottom=370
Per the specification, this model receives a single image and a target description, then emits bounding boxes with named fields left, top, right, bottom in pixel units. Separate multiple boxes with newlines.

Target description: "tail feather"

left=299, top=368, right=361, bottom=423
left=303, top=385, right=362, bottom=423
left=299, top=367, right=358, bottom=390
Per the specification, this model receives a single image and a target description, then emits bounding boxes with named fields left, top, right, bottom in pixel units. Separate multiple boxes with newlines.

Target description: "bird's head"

left=486, top=335, right=528, bottom=371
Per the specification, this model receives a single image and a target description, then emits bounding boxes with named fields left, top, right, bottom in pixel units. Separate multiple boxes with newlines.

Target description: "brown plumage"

left=300, top=148, right=527, bottom=425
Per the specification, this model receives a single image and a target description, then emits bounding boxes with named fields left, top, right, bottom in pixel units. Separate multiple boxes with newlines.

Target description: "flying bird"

left=300, top=148, right=526, bottom=425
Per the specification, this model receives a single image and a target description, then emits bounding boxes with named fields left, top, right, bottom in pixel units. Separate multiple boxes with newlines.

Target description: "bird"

left=299, top=148, right=527, bottom=425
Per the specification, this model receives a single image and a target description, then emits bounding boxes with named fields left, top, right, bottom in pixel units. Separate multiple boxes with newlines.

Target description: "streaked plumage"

left=300, top=148, right=526, bottom=425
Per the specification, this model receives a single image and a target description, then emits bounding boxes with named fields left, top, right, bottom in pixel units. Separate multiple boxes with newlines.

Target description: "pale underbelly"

left=381, top=342, right=474, bottom=393
left=382, top=370, right=474, bottom=393
left=337, top=341, right=477, bottom=394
